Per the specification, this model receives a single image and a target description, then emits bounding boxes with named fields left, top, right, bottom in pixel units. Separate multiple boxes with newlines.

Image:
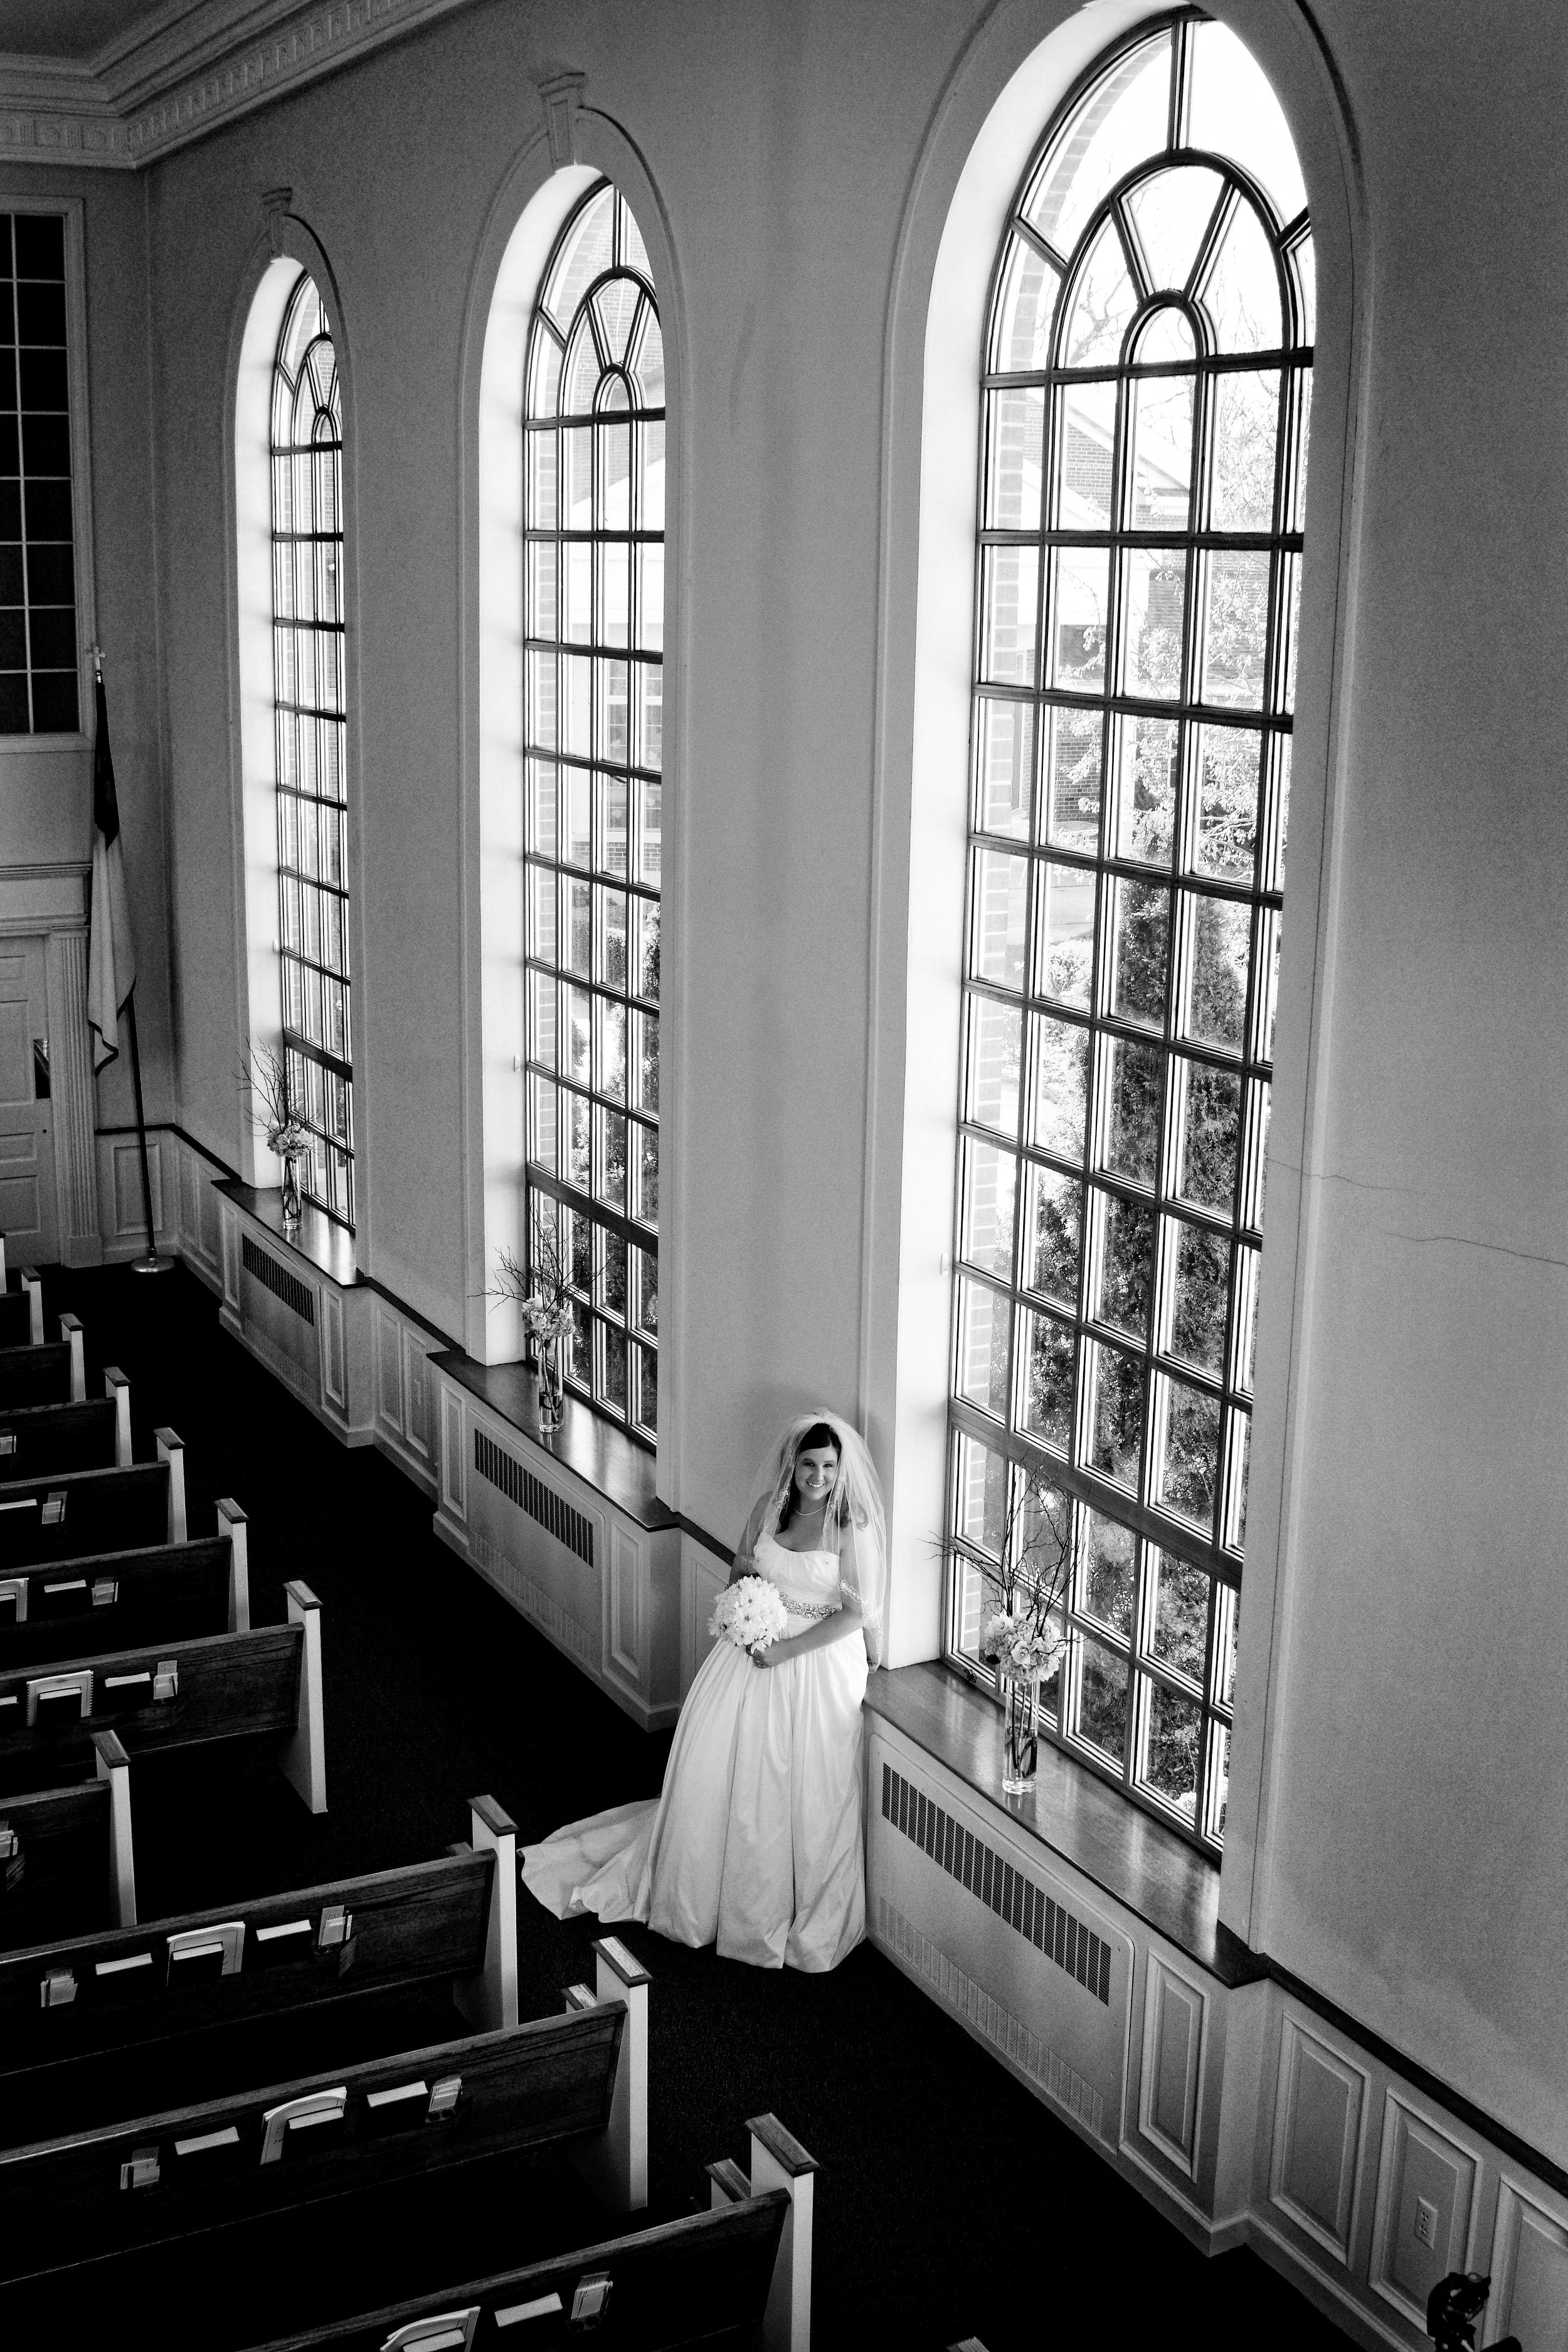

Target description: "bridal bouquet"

left=709, top=1575, right=789, bottom=1656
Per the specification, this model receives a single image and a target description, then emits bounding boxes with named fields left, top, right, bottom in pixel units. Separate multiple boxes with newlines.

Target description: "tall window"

left=0, top=213, right=78, bottom=735
left=270, top=273, right=354, bottom=1229
left=522, top=183, right=664, bottom=1441
left=948, top=13, right=1313, bottom=1851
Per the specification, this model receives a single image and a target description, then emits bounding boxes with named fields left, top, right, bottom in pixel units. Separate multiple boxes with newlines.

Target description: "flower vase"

left=536, top=1340, right=564, bottom=1436
left=280, top=1148, right=304, bottom=1235
left=1002, top=1673, right=1041, bottom=1794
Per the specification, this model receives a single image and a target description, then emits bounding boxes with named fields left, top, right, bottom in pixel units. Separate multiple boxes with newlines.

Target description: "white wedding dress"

left=521, top=1532, right=868, bottom=1972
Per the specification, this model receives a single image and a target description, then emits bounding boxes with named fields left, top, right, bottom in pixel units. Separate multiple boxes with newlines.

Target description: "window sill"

left=864, top=1660, right=1263, bottom=1988
left=431, top=1348, right=675, bottom=1534
left=220, top=1181, right=358, bottom=1290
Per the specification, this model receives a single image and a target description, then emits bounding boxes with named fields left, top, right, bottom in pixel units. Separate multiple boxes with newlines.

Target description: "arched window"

left=948, top=13, right=1312, bottom=1851
left=270, top=273, right=354, bottom=1228
left=522, top=182, right=664, bottom=1439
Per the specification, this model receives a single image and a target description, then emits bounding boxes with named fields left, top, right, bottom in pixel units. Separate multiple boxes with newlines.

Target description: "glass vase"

left=280, top=1148, right=304, bottom=1234
left=1002, top=1673, right=1041, bottom=1794
left=536, top=1341, right=564, bottom=1436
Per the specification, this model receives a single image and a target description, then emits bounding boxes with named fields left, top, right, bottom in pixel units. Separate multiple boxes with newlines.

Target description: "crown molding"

left=0, top=0, right=483, bottom=173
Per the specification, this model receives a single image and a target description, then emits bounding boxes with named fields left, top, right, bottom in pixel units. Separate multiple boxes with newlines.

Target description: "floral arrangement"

left=709, top=1575, right=789, bottom=1657
left=980, top=1609, right=1064, bottom=1683
left=240, top=1044, right=307, bottom=1160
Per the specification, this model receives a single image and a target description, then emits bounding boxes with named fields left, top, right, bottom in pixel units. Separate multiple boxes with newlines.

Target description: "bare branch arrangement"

left=238, top=1044, right=308, bottom=1158
left=977, top=1461, right=1073, bottom=1683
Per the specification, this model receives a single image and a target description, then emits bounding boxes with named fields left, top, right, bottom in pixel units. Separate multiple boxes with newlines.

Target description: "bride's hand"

left=750, top=1643, right=781, bottom=1670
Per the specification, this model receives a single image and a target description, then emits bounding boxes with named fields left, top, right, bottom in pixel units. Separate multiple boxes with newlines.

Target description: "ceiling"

left=0, top=1, right=184, bottom=65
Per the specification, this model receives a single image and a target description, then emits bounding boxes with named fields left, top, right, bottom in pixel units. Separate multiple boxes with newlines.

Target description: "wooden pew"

left=0, top=1264, right=43, bottom=1349
left=0, top=1731, right=136, bottom=1949
left=0, top=1426, right=188, bottom=1567
left=0, top=1578, right=327, bottom=1814
left=0, top=2006, right=627, bottom=2287
left=0, top=1366, right=132, bottom=1476
left=0, top=1312, right=86, bottom=1408
left=0, top=1798, right=517, bottom=2135
left=241, top=2191, right=797, bottom=2352
left=0, top=1501, right=250, bottom=1668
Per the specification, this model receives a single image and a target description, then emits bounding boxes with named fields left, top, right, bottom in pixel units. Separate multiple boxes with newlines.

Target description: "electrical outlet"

left=1414, top=2196, right=1439, bottom=2250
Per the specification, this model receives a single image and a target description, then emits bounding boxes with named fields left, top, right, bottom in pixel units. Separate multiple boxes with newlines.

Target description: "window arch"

left=947, top=12, right=1312, bottom=1851
left=522, top=181, right=664, bottom=1440
left=270, top=272, right=354, bottom=1228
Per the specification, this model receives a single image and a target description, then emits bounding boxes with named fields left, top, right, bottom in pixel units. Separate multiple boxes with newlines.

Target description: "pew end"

left=216, top=1500, right=250, bottom=1632
left=153, top=1428, right=186, bottom=1543
left=22, top=1269, right=43, bottom=1348
left=104, top=1370, right=131, bottom=1469
left=564, top=1934, right=650, bottom=2213
left=744, top=2112, right=818, bottom=2352
left=277, top=1581, right=326, bottom=1813
left=92, top=1728, right=136, bottom=1928
left=453, top=1794, right=517, bottom=2034
left=55, top=1308, right=84, bottom=1400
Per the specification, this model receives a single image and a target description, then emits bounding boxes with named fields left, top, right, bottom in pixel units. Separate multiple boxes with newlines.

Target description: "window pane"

left=1147, top=1552, right=1210, bottom=1685
left=967, top=995, right=1022, bottom=1136
left=959, top=1137, right=1017, bottom=1280
left=1138, top=1676, right=1202, bottom=1821
left=956, top=1278, right=1009, bottom=1417
left=1020, top=1307, right=1074, bottom=1449
left=1074, top=1633, right=1130, bottom=1768
left=1094, top=1191, right=1155, bottom=1342
left=1079, top=1511, right=1135, bottom=1639
left=1025, top=1163, right=1081, bottom=1306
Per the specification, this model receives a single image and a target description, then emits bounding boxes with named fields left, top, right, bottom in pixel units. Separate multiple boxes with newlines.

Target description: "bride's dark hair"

left=776, top=1420, right=840, bottom=1530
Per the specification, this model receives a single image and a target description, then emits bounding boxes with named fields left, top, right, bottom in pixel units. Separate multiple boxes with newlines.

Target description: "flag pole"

left=93, top=647, right=171, bottom=1278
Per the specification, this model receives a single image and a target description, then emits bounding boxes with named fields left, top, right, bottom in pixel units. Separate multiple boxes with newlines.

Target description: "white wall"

left=129, top=0, right=1568, bottom=2169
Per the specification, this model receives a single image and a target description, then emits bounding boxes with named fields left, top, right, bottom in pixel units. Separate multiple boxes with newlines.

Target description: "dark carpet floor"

left=24, top=1261, right=1352, bottom=2351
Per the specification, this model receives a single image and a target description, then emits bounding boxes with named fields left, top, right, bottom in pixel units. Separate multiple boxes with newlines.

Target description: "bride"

left=521, top=1410, right=886, bottom=1972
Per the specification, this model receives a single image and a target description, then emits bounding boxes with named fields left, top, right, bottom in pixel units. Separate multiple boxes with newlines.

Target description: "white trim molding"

left=0, top=0, right=482, bottom=172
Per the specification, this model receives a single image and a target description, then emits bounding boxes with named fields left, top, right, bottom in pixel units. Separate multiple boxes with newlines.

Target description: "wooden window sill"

left=430, top=1349, right=676, bottom=1535
left=864, top=1660, right=1264, bottom=1988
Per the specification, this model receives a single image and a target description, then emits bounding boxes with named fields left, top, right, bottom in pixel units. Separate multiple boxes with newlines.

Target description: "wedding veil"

left=743, top=1409, right=889, bottom=1669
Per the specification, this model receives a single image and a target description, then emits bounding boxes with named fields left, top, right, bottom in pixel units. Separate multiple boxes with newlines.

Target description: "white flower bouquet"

left=709, top=1575, right=789, bottom=1657
left=980, top=1609, right=1062, bottom=1682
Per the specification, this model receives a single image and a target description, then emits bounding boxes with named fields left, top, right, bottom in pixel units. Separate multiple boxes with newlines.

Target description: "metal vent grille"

left=474, top=1430, right=593, bottom=1565
left=241, top=1234, right=316, bottom=1325
left=881, top=1761, right=1111, bottom=2006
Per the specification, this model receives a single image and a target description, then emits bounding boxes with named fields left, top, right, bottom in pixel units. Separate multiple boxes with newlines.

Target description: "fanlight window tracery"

left=948, top=13, right=1313, bottom=1851
left=270, top=272, right=354, bottom=1229
left=522, top=183, right=664, bottom=1441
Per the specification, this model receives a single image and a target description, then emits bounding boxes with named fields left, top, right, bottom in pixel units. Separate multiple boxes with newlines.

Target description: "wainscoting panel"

left=606, top=1522, right=644, bottom=1690
left=1368, top=2090, right=1478, bottom=2328
left=1488, top=2178, right=1568, bottom=2351
left=1268, top=2014, right=1369, bottom=2265
left=1139, top=1954, right=1207, bottom=2179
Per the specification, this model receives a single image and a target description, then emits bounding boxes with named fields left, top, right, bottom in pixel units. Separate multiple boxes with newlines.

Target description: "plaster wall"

left=129, top=0, right=1568, bottom=2167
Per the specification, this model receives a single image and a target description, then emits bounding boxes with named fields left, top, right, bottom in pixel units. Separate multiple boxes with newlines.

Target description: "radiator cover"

left=867, top=1727, right=1131, bottom=2148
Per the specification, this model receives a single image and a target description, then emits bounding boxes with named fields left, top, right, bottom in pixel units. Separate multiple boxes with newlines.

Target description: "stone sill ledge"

left=865, top=1658, right=1261, bottom=1988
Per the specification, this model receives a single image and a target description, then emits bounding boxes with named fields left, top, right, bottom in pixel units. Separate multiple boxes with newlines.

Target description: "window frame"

left=943, top=9, right=1313, bottom=1858
left=268, top=269, right=356, bottom=1232
left=520, top=178, right=664, bottom=1446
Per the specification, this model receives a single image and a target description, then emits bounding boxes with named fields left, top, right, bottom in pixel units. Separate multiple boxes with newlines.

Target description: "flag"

left=87, top=664, right=136, bottom=1073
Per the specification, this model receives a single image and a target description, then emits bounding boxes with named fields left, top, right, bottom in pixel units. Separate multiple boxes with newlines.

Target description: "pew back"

left=0, top=1732, right=134, bottom=1950
left=0, top=1619, right=302, bottom=1781
left=0, top=1369, right=130, bottom=1476
left=245, top=2195, right=793, bottom=2352
left=0, top=2010, right=625, bottom=2285
left=0, top=1528, right=245, bottom=1671
left=0, top=1338, right=73, bottom=1409
left=0, top=1458, right=175, bottom=1567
